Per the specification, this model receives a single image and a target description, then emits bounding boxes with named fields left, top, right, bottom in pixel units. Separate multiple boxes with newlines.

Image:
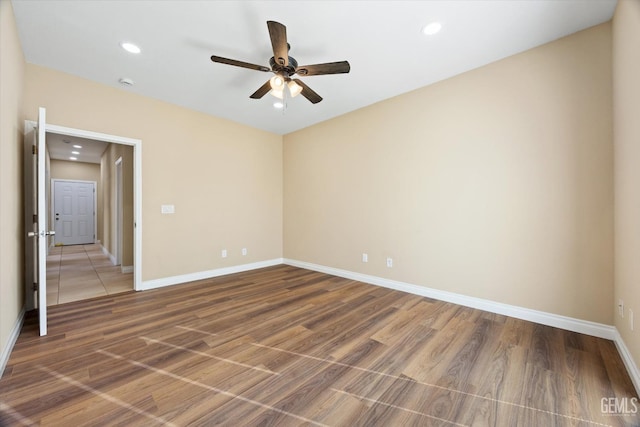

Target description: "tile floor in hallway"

left=46, top=244, right=134, bottom=305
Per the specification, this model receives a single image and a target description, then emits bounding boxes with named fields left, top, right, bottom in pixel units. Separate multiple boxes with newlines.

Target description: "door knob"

left=27, top=231, right=56, bottom=237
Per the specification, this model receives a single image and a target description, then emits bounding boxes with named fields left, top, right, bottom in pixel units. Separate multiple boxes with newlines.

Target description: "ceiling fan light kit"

left=270, top=75, right=284, bottom=90
left=287, top=80, right=303, bottom=98
left=210, top=20, right=350, bottom=105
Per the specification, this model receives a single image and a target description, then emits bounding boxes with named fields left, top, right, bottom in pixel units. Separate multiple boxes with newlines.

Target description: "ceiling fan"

left=211, top=21, right=350, bottom=104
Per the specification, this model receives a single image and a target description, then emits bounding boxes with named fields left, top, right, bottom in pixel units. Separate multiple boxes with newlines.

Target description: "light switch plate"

left=161, top=204, right=175, bottom=214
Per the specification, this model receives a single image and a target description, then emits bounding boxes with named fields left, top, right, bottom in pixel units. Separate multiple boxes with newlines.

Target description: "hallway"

left=46, top=244, right=133, bottom=305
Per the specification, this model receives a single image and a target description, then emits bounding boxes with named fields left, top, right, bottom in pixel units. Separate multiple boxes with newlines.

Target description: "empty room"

left=1, top=0, right=639, bottom=425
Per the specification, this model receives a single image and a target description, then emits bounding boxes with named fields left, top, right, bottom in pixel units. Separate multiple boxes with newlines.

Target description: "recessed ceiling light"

left=71, top=151, right=80, bottom=155
left=273, top=102, right=284, bottom=109
left=73, top=145, right=82, bottom=149
left=120, top=42, right=141, bottom=54
left=422, top=22, right=442, bottom=35
left=69, top=157, right=77, bottom=161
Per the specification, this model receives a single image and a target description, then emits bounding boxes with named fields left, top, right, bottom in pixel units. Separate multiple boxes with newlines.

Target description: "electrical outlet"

left=619, top=299, right=625, bottom=318
left=386, top=257, right=393, bottom=268
left=630, top=309, right=634, bottom=331
left=221, top=249, right=227, bottom=258
left=242, top=248, right=247, bottom=256
left=362, top=253, right=368, bottom=263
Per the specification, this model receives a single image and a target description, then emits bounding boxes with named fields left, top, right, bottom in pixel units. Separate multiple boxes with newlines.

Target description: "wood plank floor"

left=1, top=265, right=638, bottom=426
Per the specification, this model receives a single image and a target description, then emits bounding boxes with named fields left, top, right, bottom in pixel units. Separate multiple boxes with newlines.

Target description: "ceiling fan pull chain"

left=282, top=84, right=288, bottom=115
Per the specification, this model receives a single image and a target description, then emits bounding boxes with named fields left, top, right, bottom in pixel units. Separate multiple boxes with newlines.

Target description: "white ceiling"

left=47, top=133, right=108, bottom=164
left=12, top=0, right=616, bottom=136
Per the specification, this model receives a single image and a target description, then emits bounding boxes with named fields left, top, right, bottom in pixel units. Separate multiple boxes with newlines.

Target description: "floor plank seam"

left=38, top=365, right=175, bottom=426
left=180, top=325, right=616, bottom=427
left=96, top=349, right=329, bottom=427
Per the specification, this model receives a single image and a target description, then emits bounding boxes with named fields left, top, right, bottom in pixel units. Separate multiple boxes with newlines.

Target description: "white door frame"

left=27, top=120, right=143, bottom=291
left=51, top=179, right=97, bottom=246
left=114, top=157, right=123, bottom=266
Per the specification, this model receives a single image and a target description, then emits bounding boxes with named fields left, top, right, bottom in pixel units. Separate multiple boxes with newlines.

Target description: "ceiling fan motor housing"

left=270, top=56, right=298, bottom=76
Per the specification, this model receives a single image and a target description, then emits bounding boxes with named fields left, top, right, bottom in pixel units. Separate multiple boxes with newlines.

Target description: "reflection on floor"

left=46, top=243, right=133, bottom=306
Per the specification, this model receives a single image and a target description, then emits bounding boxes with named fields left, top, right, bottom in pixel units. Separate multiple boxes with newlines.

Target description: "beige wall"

left=50, top=159, right=100, bottom=183
left=23, top=64, right=283, bottom=281
left=50, top=159, right=103, bottom=243
left=613, top=0, right=640, bottom=370
left=0, top=0, right=25, bottom=367
left=100, top=144, right=134, bottom=266
left=284, top=23, right=613, bottom=325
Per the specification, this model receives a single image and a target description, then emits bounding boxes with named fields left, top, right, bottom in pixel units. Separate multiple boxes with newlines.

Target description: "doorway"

left=46, top=134, right=139, bottom=306
left=52, top=179, right=96, bottom=246
left=25, top=109, right=142, bottom=334
left=46, top=125, right=142, bottom=305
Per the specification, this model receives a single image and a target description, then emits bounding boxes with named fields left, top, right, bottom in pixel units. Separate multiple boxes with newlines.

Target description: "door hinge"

left=32, top=145, right=37, bottom=155
left=33, top=283, right=37, bottom=291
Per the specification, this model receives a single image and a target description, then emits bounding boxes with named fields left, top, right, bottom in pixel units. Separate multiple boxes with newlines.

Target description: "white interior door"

left=24, top=107, right=51, bottom=336
left=53, top=180, right=96, bottom=245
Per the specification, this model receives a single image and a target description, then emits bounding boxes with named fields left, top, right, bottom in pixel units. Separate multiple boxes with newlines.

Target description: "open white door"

left=24, top=107, right=51, bottom=336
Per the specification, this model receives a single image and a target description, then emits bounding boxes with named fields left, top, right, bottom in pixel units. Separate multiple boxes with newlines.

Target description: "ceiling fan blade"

left=296, top=61, right=350, bottom=76
left=267, top=21, right=288, bottom=67
left=250, top=80, right=272, bottom=99
left=293, top=79, right=322, bottom=104
left=211, top=55, right=271, bottom=72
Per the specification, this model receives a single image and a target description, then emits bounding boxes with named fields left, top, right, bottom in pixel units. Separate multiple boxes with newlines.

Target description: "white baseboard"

left=283, top=259, right=616, bottom=340
left=613, top=329, right=640, bottom=394
left=99, top=244, right=132, bottom=272
left=0, top=306, right=25, bottom=378
left=140, top=258, right=284, bottom=291
left=283, top=258, right=640, bottom=393
left=99, top=243, right=116, bottom=265
left=283, top=258, right=640, bottom=394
